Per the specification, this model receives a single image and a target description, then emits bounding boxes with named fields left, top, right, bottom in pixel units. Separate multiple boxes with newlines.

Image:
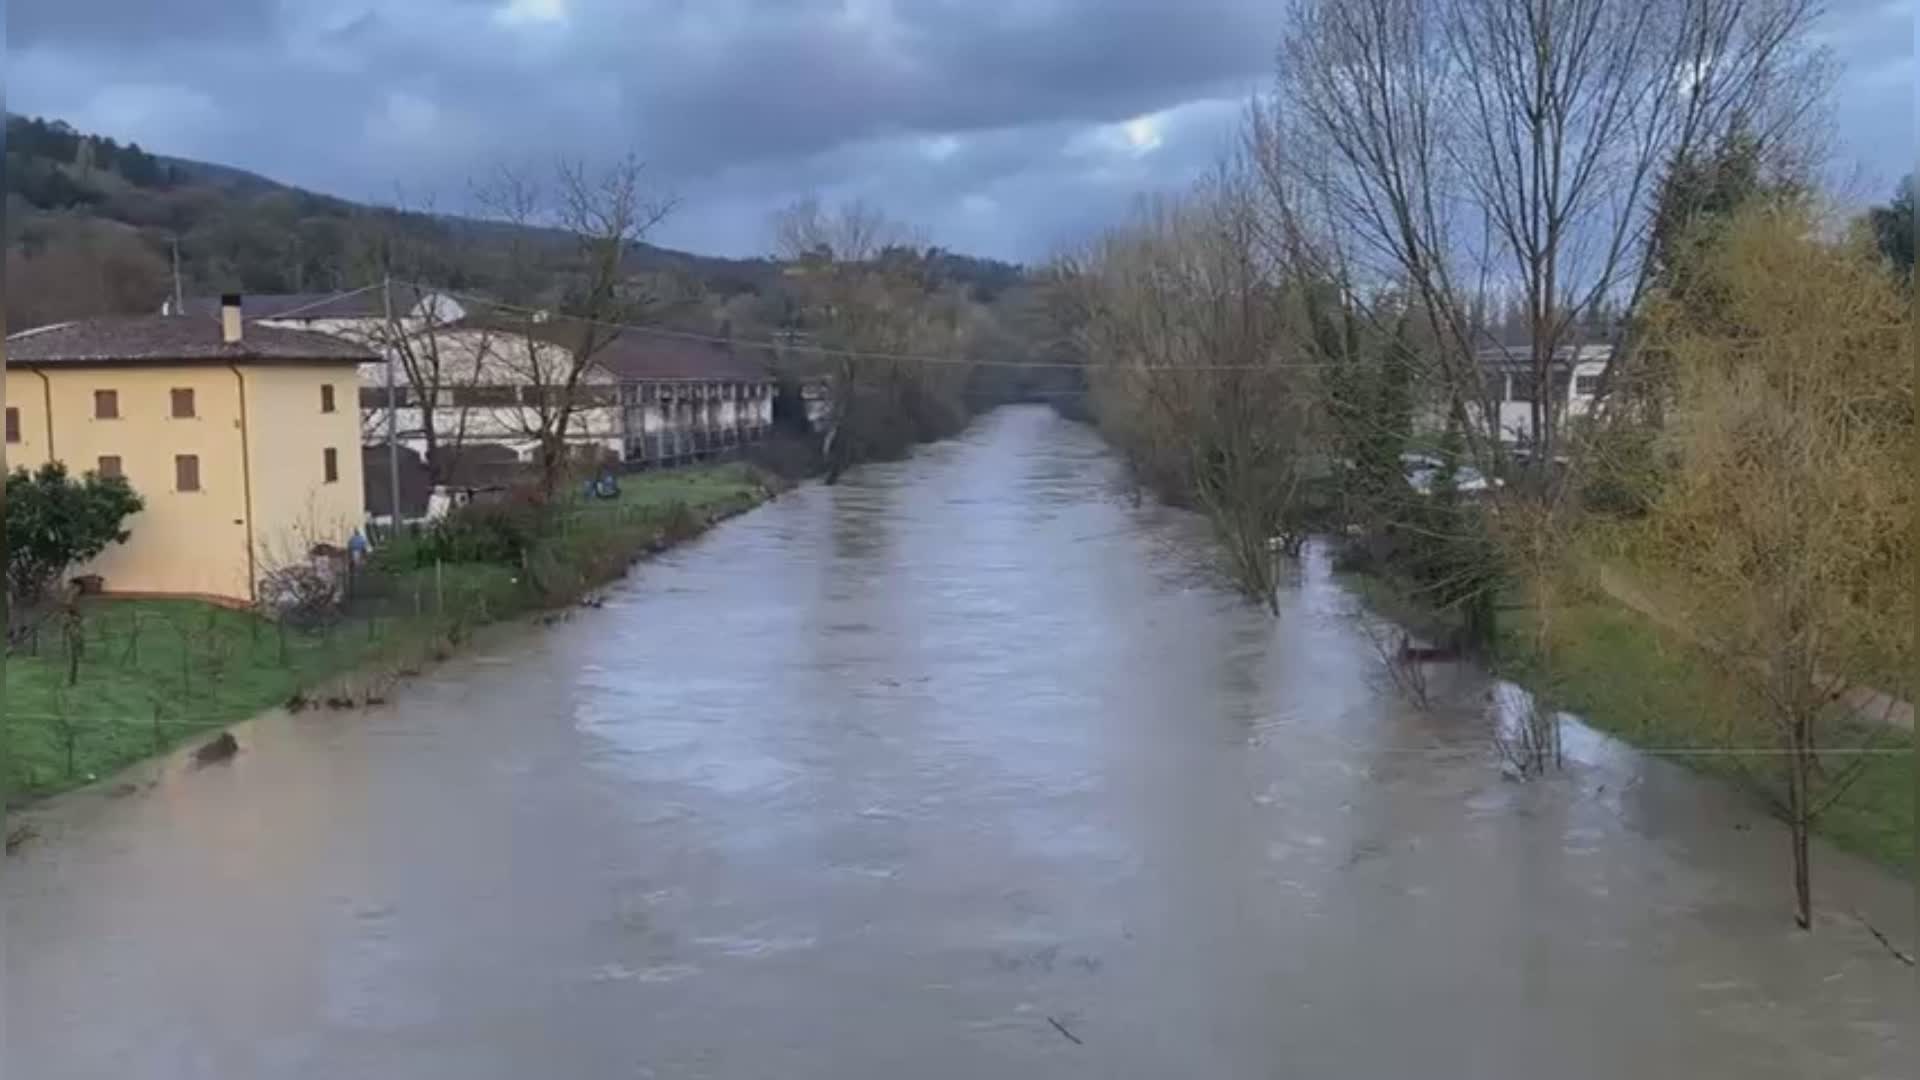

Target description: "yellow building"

left=4, top=299, right=373, bottom=605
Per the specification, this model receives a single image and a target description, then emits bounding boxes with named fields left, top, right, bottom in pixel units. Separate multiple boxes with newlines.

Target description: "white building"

left=355, top=314, right=629, bottom=467
left=176, top=291, right=782, bottom=474
left=598, top=337, right=777, bottom=466
left=1463, top=343, right=1612, bottom=447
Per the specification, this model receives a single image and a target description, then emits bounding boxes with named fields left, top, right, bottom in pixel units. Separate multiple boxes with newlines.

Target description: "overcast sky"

left=9, top=0, right=1914, bottom=262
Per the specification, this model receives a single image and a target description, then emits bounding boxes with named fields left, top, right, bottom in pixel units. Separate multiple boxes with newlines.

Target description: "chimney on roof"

left=221, top=294, right=243, bottom=344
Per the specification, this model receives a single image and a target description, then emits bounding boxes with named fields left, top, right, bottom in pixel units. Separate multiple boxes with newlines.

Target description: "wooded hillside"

left=3, top=114, right=1027, bottom=336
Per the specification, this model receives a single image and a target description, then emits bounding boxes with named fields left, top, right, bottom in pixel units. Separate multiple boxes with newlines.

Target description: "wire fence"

left=2, top=574, right=507, bottom=802
left=3, top=469, right=766, bottom=804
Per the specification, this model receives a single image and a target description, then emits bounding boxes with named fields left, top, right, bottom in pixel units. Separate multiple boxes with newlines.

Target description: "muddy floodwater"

left=4, top=406, right=1913, bottom=1078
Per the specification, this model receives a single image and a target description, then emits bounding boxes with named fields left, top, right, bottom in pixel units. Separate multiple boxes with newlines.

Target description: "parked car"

left=1402, top=452, right=1499, bottom=497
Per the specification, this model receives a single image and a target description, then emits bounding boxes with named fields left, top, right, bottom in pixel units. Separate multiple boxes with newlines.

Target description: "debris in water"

left=6, top=824, right=38, bottom=854
left=1047, top=1016, right=1084, bottom=1045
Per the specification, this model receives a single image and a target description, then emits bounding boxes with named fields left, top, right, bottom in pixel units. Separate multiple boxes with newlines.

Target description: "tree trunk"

left=1788, top=710, right=1814, bottom=930
left=1791, top=815, right=1812, bottom=931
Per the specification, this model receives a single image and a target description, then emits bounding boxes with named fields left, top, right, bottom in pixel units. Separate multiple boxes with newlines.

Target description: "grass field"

left=4, top=464, right=772, bottom=806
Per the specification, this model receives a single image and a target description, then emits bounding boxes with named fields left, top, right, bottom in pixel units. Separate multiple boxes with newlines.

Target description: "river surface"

left=4, top=406, right=1913, bottom=1078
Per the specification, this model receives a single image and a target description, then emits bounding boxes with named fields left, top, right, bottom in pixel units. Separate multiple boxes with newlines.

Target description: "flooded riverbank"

left=4, top=406, right=1911, bottom=1078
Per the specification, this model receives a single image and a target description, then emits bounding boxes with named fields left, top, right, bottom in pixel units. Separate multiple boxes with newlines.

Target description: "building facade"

left=177, top=291, right=787, bottom=481
left=5, top=302, right=371, bottom=604
left=355, top=318, right=777, bottom=474
left=596, top=337, right=776, bottom=466
left=354, top=318, right=629, bottom=469
left=1459, top=344, right=1613, bottom=447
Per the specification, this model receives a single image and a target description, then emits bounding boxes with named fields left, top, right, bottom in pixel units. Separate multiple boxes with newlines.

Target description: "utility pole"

left=170, top=237, right=184, bottom=315
left=383, top=275, right=403, bottom=537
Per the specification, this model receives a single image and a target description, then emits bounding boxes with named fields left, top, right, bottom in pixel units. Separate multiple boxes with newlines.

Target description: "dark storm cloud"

left=7, top=0, right=1907, bottom=260
left=10, top=0, right=282, bottom=47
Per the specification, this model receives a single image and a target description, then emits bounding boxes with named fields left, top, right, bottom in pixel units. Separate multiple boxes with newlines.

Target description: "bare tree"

left=476, top=155, right=676, bottom=496
left=771, top=197, right=975, bottom=482
left=1067, top=164, right=1323, bottom=610
left=1263, top=0, right=1828, bottom=484
left=344, top=198, right=494, bottom=490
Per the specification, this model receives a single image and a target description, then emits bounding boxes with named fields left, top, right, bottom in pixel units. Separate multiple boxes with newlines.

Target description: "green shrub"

left=657, top=500, right=703, bottom=544
left=5, top=462, right=144, bottom=607
left=409, top=496, right=549, bottom=568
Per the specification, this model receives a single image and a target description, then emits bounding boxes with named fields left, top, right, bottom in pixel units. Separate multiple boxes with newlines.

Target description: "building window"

left=98, top=456, right=123, bottom=479
left=323, top=447, right=339, bottom=483
left=4, top=407, right=18, bottom=444
left=321, top=383, right=337, bottom=413
left=359, top=386, right=418, bottom=409
left=175, top=454, right=201, bottom=492
left=95, top=389, right=119, bottom=419
left=454, top=386, right=519, bottom=408
left=1574, top=374, right=1603, bottom=396
left=171, top=387, right=196, bottom=418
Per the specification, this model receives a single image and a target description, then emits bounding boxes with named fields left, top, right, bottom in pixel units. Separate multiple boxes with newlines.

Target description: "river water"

left=3, top=406, right=1912, bottom=1078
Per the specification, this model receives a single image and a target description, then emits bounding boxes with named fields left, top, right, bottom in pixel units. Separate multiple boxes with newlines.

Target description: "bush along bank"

left=3, top=463, right=782, bottom=808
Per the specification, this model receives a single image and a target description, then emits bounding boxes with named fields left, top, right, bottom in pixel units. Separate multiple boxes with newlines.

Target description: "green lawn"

left=4, top=464, right=774, bottom=806
left=608, top=462, right=766, bottom=512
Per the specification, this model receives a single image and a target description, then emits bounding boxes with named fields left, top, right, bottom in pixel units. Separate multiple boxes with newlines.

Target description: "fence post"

left=64, top=608, right=84, bottom=687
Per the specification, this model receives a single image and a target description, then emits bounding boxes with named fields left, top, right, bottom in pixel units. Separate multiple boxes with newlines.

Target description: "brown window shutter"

left=321, top=384, right=337, bottom=413
left=4, top=407, right=18, bottom=444
left=95, top=389, right=119, bottom=419
left=171, top=387, right=196, bottom=418
left=175, top=454, right=201, bottom=492
left=323, top=447, right=339, bottom=483
left=98, top=456, right=123, bottom=479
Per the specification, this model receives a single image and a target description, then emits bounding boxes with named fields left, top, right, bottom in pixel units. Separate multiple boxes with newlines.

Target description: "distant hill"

left=154, top=154, right=299, bottom=199
left=4, top=113, right=1024, bottom=333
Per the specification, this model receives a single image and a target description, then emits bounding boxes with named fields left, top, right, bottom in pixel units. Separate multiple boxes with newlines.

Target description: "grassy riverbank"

left=4, top=463, right=775, bottom=806
left=1342, top=567, right=1914, bottom=873
left=1494, top=594, right=1914, bottom=873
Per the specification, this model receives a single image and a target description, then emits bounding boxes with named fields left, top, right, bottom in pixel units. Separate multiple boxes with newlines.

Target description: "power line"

left=259, top=282, right=387, bottom=320
left=370, top=279, right=1910, bottom=376
left=403, top=281, right=1365, bottom=373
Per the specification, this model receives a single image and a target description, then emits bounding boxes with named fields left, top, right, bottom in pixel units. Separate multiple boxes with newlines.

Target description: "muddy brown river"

left=3, top=406, right=1913, bottom=1078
